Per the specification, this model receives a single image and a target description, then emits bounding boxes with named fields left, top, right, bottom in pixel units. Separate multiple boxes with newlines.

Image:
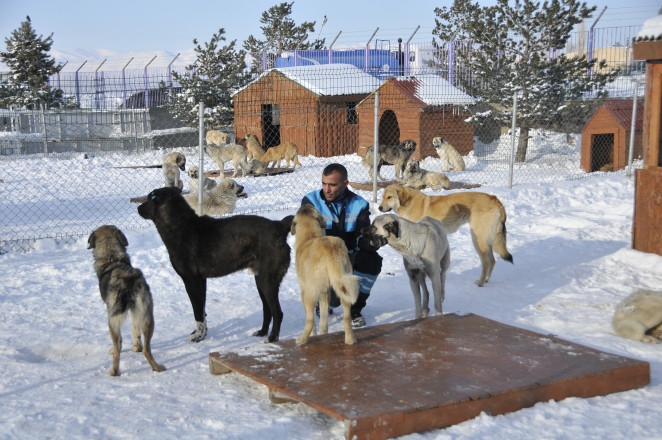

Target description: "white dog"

left=183, top=178, right=245, bottom=216
left=402, top=158, right=451, bottom=190
left=162, top=152, right=186, bottom=190
left=187, top=166, right=217, bottom=193
left=362, top=214, right=451, bottom=319
left=433, top=137, right=466, bottom=172
left=206, top=130, right=229, bottom=147
left=204, top=144, right=252, bottom=177
left=613, top=289, right=662, bottom=343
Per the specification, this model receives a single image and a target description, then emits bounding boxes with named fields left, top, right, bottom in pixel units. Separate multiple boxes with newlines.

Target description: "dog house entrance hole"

left=379, top=110, right=400, bottom=146
left=590, top=133, right=614, bottom=171
left=262, top=104, right=281, bottom=149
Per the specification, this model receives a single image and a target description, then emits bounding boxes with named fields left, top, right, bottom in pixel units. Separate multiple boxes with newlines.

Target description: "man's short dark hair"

left=323, top=163, right=348, bottom=180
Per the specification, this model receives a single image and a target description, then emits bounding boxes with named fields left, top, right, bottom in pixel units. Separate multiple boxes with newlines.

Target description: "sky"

left=0, top=0, right=659, bottom=62
left=1, top=133, right=662, bottom=438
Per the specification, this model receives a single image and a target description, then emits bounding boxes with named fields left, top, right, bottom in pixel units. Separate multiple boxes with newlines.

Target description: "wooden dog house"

left=580, top=99, right=644, bottom=172
left=632, top=17, right=662, bottom=257
left=355, top=75, right=476, bottom=159
left=232, top=64, right=380, bottom=157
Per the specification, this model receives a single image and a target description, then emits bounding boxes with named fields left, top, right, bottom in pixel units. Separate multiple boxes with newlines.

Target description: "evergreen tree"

left=432, top=0, right=619, bottom=162
left=243, top=2, right=325, bottom=72
left=0, top=16, right=67, bottom=109
left=166, top=28, right=251, bottom=129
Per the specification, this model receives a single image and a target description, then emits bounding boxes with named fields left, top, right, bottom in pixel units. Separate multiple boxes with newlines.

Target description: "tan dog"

left=248, top=158, right=269, bottom=174
left=261, top=142, right=303, bottom=169
left=183, top=178, right=245, bottom=216
left=87, top=225, right=166, bottom=376
left=362, top=139, right=417, bottom=181
left=187, top=166, right=217, bottom=193
left=379, top=184, right=513, bottom=286
left=206, top=130, right=229, bottom=147
left=433, top=137, right=466, bottom=172
left=362, top=214, right=450, bottom=319
left=291, top=205, right=359, bottom=345
left=613, top=289, right=662, bottom=343
left=163, top=152, right=186, bottom=190
left=402, top=158, right=452, bottom=190
left=244, top=133, right=265, bottom=161
left=204, top=143, right=252, bottom=177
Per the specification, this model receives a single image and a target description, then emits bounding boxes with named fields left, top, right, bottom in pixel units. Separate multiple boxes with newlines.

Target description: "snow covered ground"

left=1, top=145, right=662, bottom=439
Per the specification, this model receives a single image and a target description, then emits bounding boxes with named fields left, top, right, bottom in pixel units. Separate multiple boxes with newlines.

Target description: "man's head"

left=321, top=163, right=348, bottom=202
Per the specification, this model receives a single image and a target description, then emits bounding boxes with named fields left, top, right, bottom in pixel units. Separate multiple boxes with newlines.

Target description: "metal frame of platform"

left=209, top=313, right=650, bottom=440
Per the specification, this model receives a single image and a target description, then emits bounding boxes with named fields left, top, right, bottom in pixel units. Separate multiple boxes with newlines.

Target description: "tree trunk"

left=515, top=126, right=529, bottom=163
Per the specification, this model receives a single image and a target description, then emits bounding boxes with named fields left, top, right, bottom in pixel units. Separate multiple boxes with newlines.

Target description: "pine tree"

left=0, top=16, right=67, bottom=109
left=243, top=2, right=325, bottom=72
left=166, top=28, right=251, bottom=129
left=432, top=0, right=619, bottom=162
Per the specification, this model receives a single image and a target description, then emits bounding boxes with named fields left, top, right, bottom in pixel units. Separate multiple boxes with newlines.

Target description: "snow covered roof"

left=233, top=64, right=382, bottom=98
left=635, top=12, right=662, bottom=41
left=367, top=74, right=476, bottom=108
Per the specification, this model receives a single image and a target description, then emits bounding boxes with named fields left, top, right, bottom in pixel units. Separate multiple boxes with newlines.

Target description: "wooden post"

left=632, top=40, right=662, bottom=256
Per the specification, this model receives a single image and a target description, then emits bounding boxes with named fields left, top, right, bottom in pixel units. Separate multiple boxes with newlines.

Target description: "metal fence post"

left=372, top=91, right=380, bottom=203
left=627, top=80, right=640, bottom=178
left=198, top=102, right=205, bottom=216
left=508, top=91, right=518, bottom=189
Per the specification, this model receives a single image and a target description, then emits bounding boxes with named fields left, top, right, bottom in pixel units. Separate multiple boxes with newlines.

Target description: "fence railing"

left=0, top=41, right=645, bottom=252
left=25, top=26, right=645, bottom=111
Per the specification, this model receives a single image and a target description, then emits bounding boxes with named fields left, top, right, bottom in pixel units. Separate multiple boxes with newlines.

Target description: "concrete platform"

left=209, top=313, right=649, bottom=440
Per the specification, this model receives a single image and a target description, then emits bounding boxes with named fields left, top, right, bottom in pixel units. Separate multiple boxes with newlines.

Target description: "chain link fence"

left=1, top=57, right=645, bottom=253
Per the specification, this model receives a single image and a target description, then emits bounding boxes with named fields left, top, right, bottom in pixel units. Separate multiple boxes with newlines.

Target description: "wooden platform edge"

left=345, top=362, right=651, bottom=440
left=210, top=353, right=301, bottom=404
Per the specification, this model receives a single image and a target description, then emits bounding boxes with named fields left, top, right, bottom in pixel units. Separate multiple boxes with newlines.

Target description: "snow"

left=234, top=64, right=383, bottom=98
left=1, top=145, right=662, bottom=439
left=636, top=14, right=662, bottom=40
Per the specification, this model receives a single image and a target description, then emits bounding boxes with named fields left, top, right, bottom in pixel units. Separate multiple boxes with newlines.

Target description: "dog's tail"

left=279, top=215, right=294, bottom=234
left=332, top=274, right=360, bottom=306
left=494, top=204, right=513, bottom=264
left=110, top=268, right=143, bottom=316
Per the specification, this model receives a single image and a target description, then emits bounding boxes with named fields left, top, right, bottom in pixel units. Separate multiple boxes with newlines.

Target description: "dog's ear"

left=397, top=185, right=410, bottom=205
left=316, top=212, right=326, bottom=229
left=114, top=228, right=129, bottom=247
left=384, top=219, right=400, bottom=238
left=87, top=231, right=97, bottom=249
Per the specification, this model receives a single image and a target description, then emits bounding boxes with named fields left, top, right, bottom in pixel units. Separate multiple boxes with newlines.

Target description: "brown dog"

left=88, top=225, right=166, bottom=376
left=261, top=142, right=303, bottom=169
left=291, top=205, right=359, bottom=345
left=379, top=184, right=512, bottom=286
left=244, top=133, right=266, bottom=161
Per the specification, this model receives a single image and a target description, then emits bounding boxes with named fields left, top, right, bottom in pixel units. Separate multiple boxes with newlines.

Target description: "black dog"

left=137, top=187, right=293, bottom=343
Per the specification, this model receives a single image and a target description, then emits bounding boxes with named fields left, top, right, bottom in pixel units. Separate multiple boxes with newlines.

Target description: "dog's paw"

left=132, top=343, right=143, bottom=353
left=108, top=367, right=120, bottom=377
left=152, top=364, right=167, bottom=372
left=295, top=337, right=307, bottom=346
left=252, top=329, right=268, bottom=337
left=189, top=320, right=207, bottom=342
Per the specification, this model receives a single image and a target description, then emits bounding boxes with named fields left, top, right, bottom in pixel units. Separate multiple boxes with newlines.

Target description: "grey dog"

left=88, top=225, right=166, bottom=376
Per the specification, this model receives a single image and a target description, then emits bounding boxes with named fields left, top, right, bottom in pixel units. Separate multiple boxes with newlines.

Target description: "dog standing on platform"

left=362, top=214, right=450, bottom=319
left=88, top=225, right=166, bottom=376
left=291, top=205, right=359, bottom=345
